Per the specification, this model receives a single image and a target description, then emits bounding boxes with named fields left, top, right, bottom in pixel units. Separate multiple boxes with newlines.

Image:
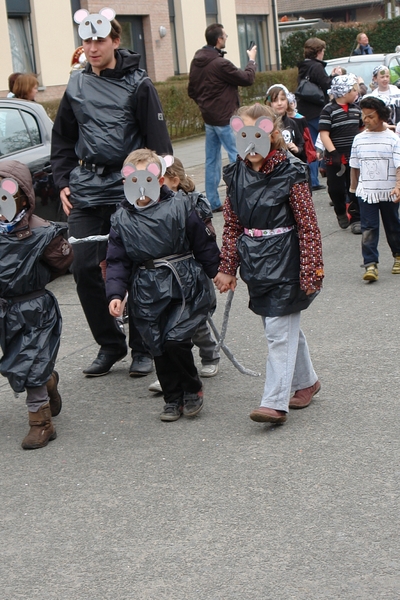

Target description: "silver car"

left=325, top=52, right=400, bottom=89
left=0, top=98, right=65, bottom=222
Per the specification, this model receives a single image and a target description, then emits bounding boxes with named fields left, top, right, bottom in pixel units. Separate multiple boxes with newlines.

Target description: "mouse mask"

left=0, top=178, right=18, bottom=222
left=74, top=7, right=116, bottom=40
left=121, top=155, right=174, bottom=210
left=230, top=115, right=274, bottom=159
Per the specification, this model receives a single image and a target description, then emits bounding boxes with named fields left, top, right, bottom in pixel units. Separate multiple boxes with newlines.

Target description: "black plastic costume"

left=223, top=155, right=317, bottom=317
left=106, top=187, right=220, bottom=356
left=51, top=49, right=173, bottom=208
left=0, top=161, right=73, bottom=393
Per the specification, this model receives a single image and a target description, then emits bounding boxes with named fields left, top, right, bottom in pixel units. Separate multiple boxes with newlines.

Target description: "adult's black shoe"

left=212, top=205, right=224, bottom=213
left=129, top=355, right=154, bottom=377
left=311, top=184, right=326, bottom=191
left=83, top=350, right=127, bottom=377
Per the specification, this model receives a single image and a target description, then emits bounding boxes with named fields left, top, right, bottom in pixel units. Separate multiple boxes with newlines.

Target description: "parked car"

left=0, top=98, right=65, bottom=222
left=325, top=52, right=400, bottom=89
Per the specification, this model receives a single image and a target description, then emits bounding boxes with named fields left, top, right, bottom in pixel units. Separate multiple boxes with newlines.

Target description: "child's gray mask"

left=0, top=178, right=18, bottom=222
left=230, top=115, right=274, bottom=159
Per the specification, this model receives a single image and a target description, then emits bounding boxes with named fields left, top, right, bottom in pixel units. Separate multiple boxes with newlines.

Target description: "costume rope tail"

left=208, top=290, right=260, bottom=377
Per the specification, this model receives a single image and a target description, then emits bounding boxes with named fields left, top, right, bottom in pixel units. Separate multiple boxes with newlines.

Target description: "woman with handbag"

left=296, top=38, right=342, bottom=191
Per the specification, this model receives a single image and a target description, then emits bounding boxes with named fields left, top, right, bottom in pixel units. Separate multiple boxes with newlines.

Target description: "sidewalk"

left=173, top=134, right=230, bottom=201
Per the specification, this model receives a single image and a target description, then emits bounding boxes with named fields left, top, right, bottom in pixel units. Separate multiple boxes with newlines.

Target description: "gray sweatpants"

left=26, top=384, right=49, bottom=412
left=192, top=320, right=220, bottom=365
left=260, top=312, right=317, bottom=412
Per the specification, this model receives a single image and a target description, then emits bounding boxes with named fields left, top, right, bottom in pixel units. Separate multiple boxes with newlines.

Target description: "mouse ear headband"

left=74, top=7, right=116, bottom=40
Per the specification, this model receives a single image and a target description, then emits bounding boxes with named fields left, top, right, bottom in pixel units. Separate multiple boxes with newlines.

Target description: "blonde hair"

left=124, top=148, right=162, bottom=172
left=165, top=157, right=195, bottom=193
left=13, top=74, right=38, bottom=100
left=236, top=103, right=286, bottom=151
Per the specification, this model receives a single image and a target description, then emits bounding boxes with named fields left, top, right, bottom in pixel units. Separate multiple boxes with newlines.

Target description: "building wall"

left=0, top=0, right=278, bottom=99
left=176, top=0, right=277, bottom=72
left=86, top=1, right=175, bottom=82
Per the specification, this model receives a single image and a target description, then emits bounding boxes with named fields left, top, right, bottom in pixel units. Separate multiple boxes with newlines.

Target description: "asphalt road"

left=1, top=146, right=399, bottom=598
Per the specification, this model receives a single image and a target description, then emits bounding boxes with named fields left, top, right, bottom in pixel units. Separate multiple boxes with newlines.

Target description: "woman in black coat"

left=297, top=37, right=341, bottom=190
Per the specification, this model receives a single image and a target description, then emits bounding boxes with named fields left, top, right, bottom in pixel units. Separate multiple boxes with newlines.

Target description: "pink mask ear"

left=121, top=164, right=136, bottom=177
left=256, top=117, right=274, bottom=134
left=1, top=178, right=18, bottom=195
left=163, top=155, right=174, bottom=168
left=230, top=116, right=245, bottom=132
left=147, top=163, right=161, bottom=177
left=99, top=7, right=116, bottom=21
left=74, top=9, right=89, bottom=24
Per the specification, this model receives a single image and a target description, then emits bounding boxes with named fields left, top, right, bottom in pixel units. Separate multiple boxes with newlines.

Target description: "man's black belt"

left=78, top=160, right=121, bottom=176
left=0, top=289, right=46, bottom=306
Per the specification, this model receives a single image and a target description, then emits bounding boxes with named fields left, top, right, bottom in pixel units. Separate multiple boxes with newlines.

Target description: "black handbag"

left=295, top=77, right=325, bottom=106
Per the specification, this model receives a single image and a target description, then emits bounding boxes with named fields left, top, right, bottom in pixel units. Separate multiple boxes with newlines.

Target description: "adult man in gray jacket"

left=188, top=23, right=256, bottom=211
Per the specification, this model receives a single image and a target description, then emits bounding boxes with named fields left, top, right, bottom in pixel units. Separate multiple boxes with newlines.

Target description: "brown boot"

left=46, top=370, right=62, bottom=417
left=21, top=403, right=57, bottom=450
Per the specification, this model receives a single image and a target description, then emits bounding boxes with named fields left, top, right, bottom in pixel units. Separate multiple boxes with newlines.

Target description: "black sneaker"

left=182, top=390, right=204, bottom=417
left=160, top=403, right=183, bottom=422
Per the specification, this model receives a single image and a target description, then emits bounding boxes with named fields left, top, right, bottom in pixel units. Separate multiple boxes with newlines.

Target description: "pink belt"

left=244, top=225, right=294, bottom=238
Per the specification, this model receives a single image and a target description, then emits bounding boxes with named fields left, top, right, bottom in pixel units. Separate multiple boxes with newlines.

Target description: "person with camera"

left=188, top=24, right=257, bottom=211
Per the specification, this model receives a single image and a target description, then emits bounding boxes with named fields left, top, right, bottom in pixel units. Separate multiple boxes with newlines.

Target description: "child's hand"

left=391, top=187, right=400, bottom=203
left=213, top=272, right=237, bottom=293
left=109, top=299, right=122, bottom=317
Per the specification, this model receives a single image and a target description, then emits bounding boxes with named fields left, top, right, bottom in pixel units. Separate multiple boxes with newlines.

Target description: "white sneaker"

left=200, top=363, right=219, bottom=378
left=148, top=379, right=162, bottom=393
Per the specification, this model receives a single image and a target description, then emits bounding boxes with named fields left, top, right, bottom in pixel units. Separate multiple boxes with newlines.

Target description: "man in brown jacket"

left=188, top=23, right=257, bottom=211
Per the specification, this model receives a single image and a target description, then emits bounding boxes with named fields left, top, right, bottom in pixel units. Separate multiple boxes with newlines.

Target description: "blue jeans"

left=359, top=199, right=400, bottom=265
left=205, top=124, right=237, bottom=209
left=307, top=117, right=321, bottom=188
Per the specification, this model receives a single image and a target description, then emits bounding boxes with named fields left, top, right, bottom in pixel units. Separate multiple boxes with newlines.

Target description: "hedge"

left=40, top=69, right=298, bottom=141
left=281, top=16, right=400, bottom=69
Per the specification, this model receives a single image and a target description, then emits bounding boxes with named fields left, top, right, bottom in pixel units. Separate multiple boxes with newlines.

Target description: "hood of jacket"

left=84, top=48, right=142, bottom=79
left=0, top=160, right=35, bottom=236
left=191, top=46, right=222, bottom=69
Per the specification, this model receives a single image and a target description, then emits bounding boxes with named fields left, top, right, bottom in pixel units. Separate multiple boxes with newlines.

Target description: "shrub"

left=40, top=69, right=298, bottom=141
left=281, top=16, right=400, bottom=69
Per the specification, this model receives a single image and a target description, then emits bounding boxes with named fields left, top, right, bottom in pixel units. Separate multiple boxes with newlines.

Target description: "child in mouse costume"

left=106, top=149, right=220, bottom=422
left=214, top=103, right=324, bottom=424
left=0, top=160, right=73, bottom=449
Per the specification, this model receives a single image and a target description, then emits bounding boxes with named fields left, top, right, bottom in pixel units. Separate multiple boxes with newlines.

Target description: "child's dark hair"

left=165, top=157, right=195, bottom=193
left=359, top=96, right=391, bottom=122
left=236, top=104, right=286, bottom=151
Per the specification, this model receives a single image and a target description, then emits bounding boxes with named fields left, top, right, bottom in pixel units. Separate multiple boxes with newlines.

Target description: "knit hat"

left=328, top=74, right=358, bottom=98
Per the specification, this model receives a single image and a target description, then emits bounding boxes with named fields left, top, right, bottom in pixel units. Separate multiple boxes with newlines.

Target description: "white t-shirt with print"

left=350, top=128, right=400, bottom=203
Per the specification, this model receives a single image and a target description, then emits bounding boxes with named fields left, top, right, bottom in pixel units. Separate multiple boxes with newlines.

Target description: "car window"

left=0, top=108, right=42, bottom=157
left=326, top=59, right=377, bottom=87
